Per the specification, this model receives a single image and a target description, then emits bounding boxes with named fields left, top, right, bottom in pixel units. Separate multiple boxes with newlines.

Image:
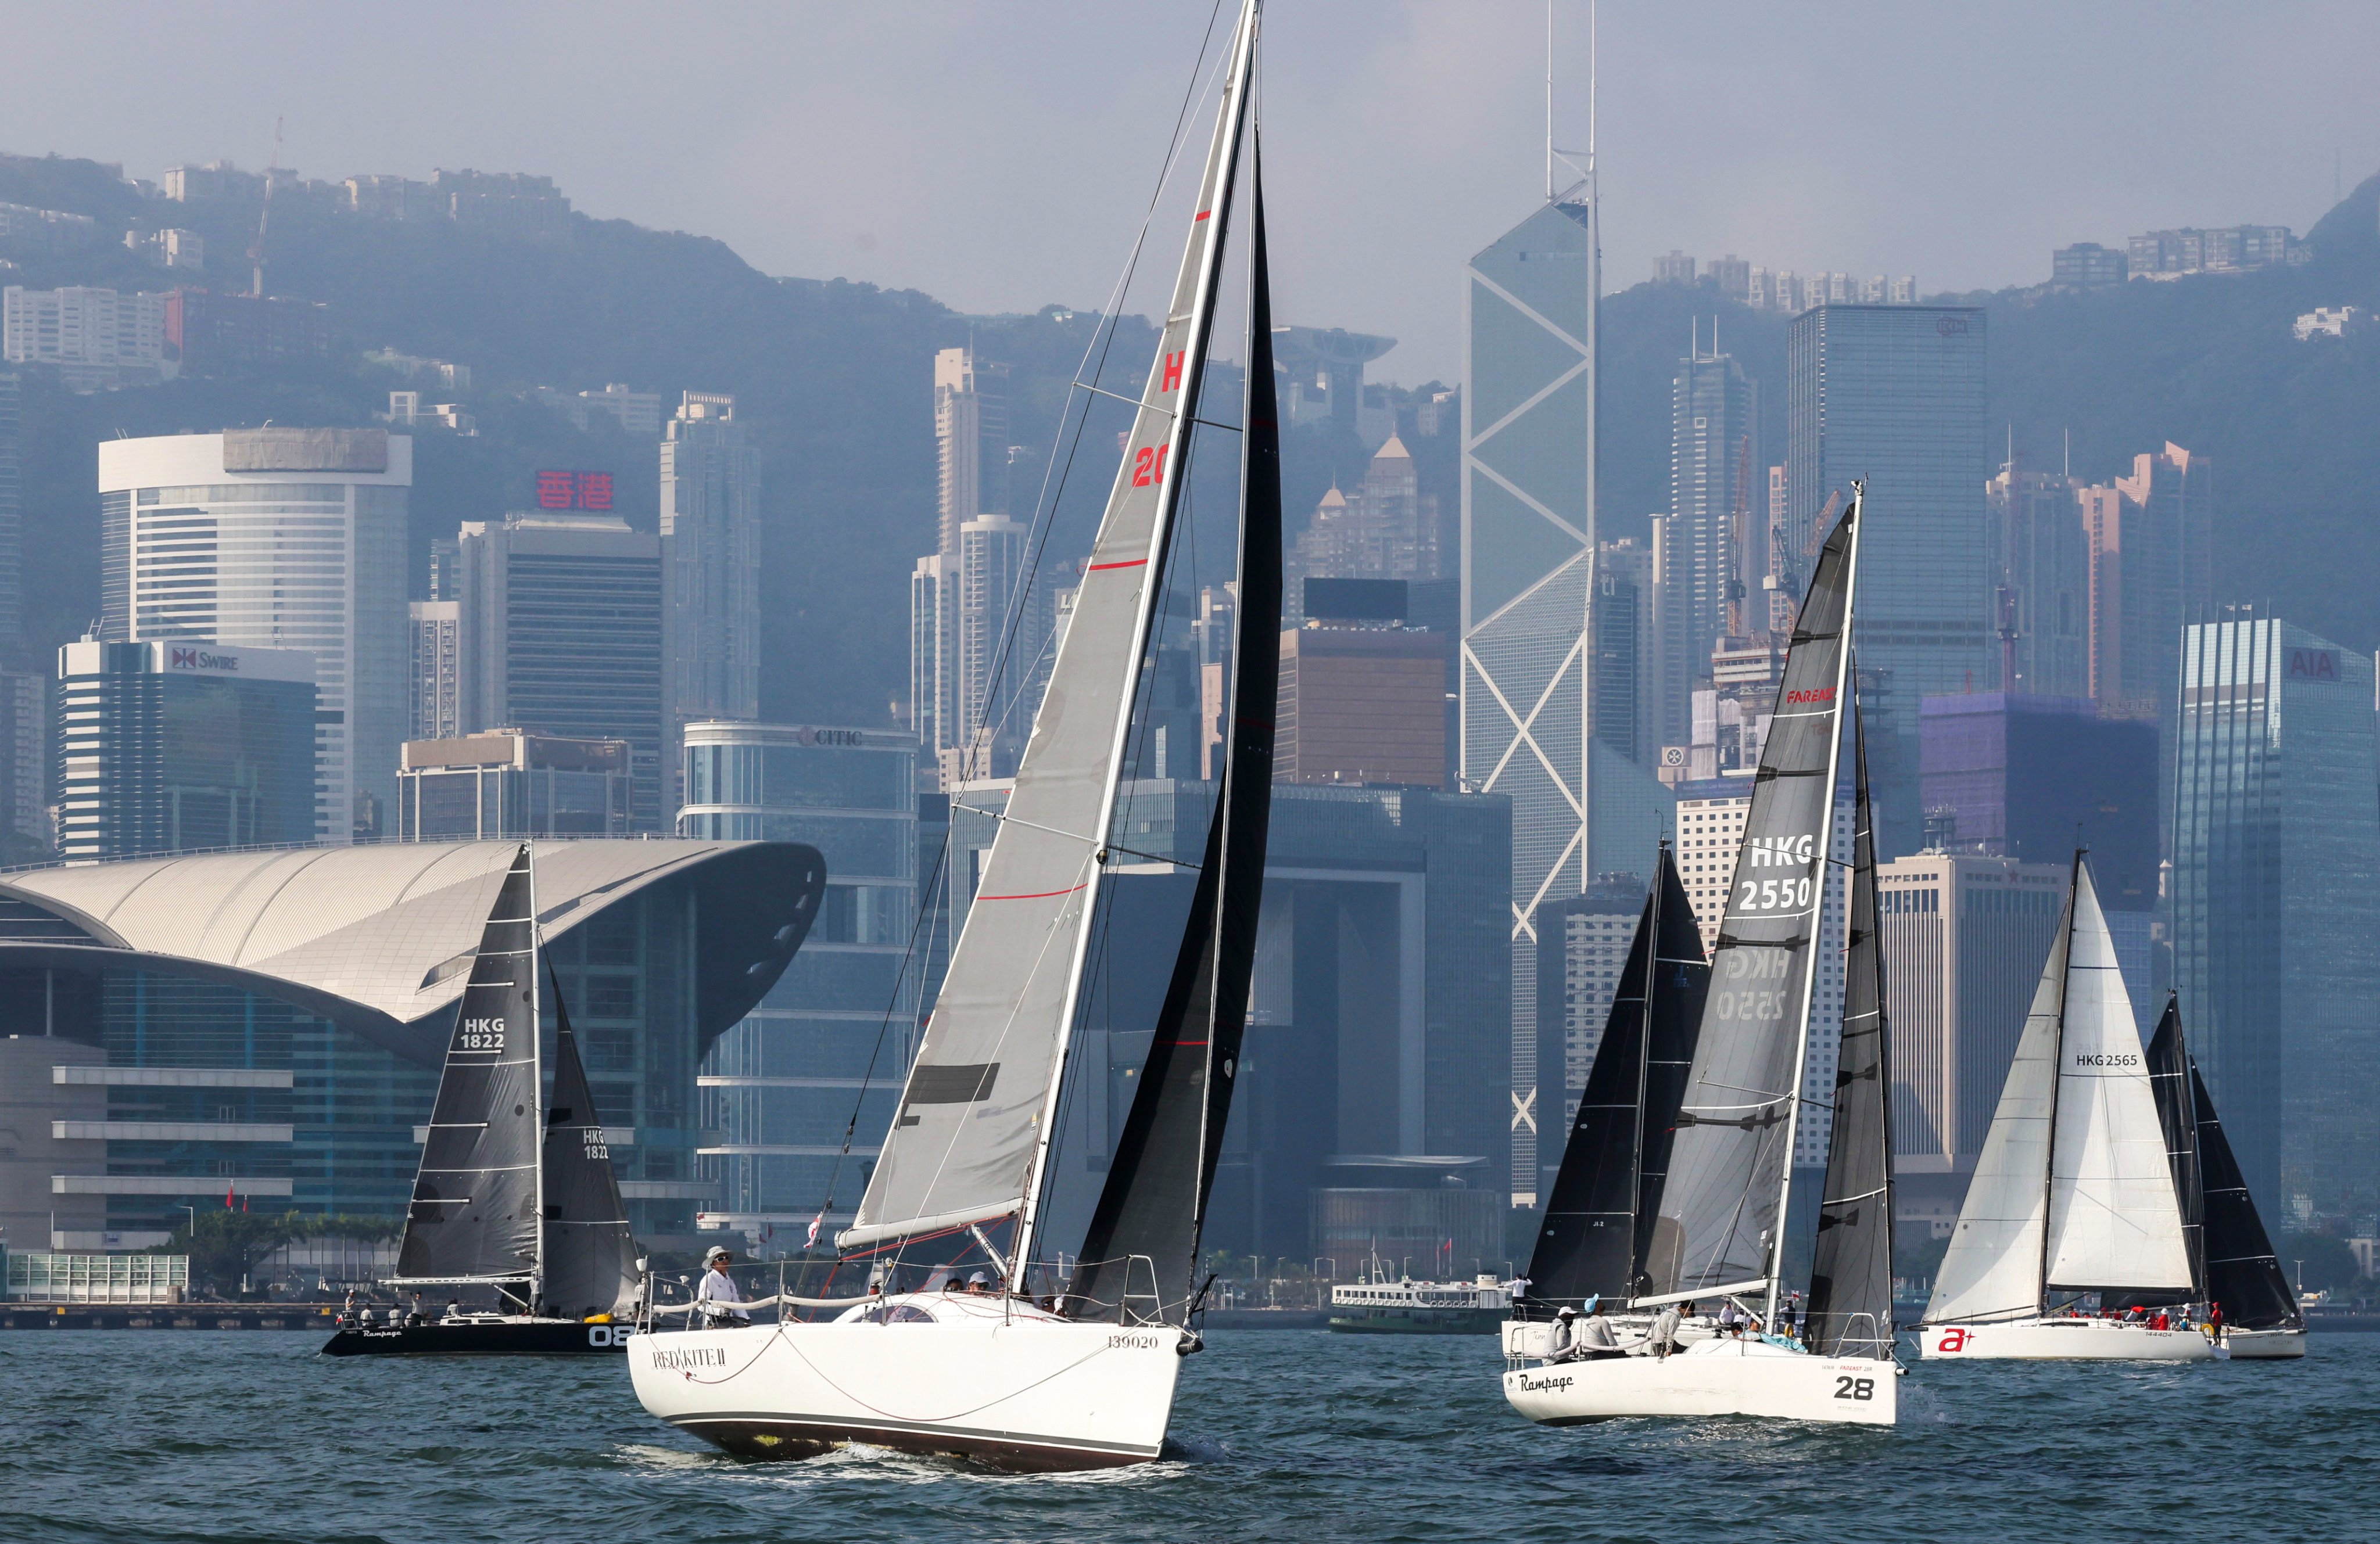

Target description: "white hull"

left=629, top=1311, right=1187, bottom=1471
left=1919, top=1317, right=2212, bottom=1361
left=1503, top=1336, right=1896, bottom=1426
left=2223, top=1326, right=2307, bottom=1359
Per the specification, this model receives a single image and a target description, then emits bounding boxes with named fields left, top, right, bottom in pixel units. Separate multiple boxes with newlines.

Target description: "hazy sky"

left=4, top=2, right=2375, bottom=382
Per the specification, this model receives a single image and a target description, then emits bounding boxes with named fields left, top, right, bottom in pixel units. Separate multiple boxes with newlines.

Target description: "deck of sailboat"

left=1503, top=1336, right=1897, bottom=1426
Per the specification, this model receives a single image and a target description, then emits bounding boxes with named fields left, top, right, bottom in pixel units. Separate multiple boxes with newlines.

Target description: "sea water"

left=2, top=1327, right=2366, bottom=1542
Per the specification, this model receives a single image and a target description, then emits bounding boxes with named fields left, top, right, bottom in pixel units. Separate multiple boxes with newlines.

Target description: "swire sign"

left=168, top=646, right=240, bottom=673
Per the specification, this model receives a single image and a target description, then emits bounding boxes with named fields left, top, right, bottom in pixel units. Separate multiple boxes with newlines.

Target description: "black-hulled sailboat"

left=627, top=0, right=1280, bottom=1471
left=1503, top=489, right=1900, bottom=1425
left=323, top=844, right=638, bottom=1356
left=2123, top=996, right=2305, bottom=1358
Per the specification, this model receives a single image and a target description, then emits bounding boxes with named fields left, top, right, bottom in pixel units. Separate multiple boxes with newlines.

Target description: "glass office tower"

left=1787, top=306, right=1990, bottom=852
left=1463, top=191, right=1597, bottom=1204
left=2173, top=617, right=2380, bottom=1226
left=681, top=723, right=920, bottom=1237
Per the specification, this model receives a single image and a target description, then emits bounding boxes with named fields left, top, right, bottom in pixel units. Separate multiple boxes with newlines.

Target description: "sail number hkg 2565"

left=459, top=1017, right=507, bottom=1051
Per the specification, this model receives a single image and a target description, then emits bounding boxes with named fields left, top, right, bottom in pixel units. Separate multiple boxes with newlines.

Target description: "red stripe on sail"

left=976, top=882, right=1089, bottom=902
left=1085, top=558, right=1148, bottom=572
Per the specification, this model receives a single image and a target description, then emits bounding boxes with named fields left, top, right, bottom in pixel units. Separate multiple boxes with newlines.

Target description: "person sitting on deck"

left=966, top=1270, right=993, bottom=1295
left=1650, top=1302, right=1685, bottom=1360
left=696, top=1246, right=750, bottom=1326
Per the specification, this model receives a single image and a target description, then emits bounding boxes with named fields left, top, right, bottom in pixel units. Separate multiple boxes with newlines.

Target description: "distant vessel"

left=1329, top=1266, right=1510, bottom=1335
left=1918, top=858, right=2213, bottom=1362
left=1503, top=491, right=1901, bottom=1426
left=322, top=845, right=637, bottom=1358
left=626, top=0, right=1280, bottom=1471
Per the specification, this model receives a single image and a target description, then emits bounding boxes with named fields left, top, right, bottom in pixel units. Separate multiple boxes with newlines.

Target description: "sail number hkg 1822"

left=458, top=1017, right=507, bottom=1051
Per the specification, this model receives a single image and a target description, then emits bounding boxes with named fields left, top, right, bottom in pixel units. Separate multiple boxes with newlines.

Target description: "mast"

left=2037, top=847, right=2083, bottom=1316
left=1011, top=0, right=1260, bottom=1284
left=528, top=843, right=544, bottom=1312
left=1762, top=481, right=1861, bottom=1327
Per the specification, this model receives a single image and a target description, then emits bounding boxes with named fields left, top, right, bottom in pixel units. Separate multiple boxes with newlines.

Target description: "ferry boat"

left=1329, top=1272, right=1511, bottom=1334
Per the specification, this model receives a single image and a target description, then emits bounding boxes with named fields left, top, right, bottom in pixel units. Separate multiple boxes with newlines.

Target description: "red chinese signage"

left=536, top=469, right=614, bottom=511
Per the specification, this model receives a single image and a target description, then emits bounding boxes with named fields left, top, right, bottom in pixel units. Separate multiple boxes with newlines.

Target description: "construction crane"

left=249, top=117, right=282, bottom=298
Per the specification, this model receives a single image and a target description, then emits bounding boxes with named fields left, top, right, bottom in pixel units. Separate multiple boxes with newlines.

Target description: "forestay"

left=843, top=3, right=1259, bottom=1253
left=2044, top=863, right=2193, bottom=1294
left=1646, top=495, right=1859, bottom=1304
left=397, top=845, right=542, bottom=1285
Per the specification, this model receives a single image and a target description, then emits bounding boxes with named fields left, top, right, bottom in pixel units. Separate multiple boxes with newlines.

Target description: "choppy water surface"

left=2, top=1327, right=2368, bottom=1542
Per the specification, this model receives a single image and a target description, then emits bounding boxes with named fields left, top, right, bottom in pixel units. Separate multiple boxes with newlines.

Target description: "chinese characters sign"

left=536, top=469, right=614, bottom=511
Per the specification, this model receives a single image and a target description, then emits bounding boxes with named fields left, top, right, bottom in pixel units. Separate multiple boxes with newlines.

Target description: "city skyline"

left=2, top=3, right=2375, bottom=383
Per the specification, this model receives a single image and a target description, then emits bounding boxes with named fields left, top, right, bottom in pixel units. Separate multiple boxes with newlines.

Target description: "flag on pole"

left=805, top=1209, right=825, bottom=1250
left=225, top=1182, right=235, bottom=1209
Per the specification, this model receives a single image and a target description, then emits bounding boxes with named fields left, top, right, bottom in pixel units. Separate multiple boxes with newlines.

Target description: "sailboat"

left=1917, top=856, right=2210, bottom=1360
left=2118, top=995, right=2306, bottom=1358
left=324, top=843, right=640, bottom=1356
left=627, top=0, right=1279, bottom=1471
left=1504, top=489, right=1902, bottom=1427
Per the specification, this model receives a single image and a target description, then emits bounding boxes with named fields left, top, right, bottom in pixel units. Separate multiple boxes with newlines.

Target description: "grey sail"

left=1805, top=695, right=1896, bottom=1360
left=842, top=0, right=1259, bottom=1255
left=539, top=954, right=638, bottom=1318
left=1065, top=144, right=1279, bottom=1327
left=1526, top=849, right=1708, bottom=1308
left=1646, top=494, right=1859, bottom=1303
left=397, top=845, right=542, bottom=1286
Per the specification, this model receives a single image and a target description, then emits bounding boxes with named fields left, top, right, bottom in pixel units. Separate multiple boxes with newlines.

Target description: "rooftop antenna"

left=2063, top=426, right=2071, bottom=479
left=1544, top=0, right=1554, bottom=203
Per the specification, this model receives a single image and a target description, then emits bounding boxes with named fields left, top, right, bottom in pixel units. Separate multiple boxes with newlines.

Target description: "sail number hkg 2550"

left=1736, top=876, right=1815, bottom=914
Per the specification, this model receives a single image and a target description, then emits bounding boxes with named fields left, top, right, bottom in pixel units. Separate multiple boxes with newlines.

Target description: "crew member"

left=1651, top=1302, right=1684, bottom=1360
left=696, top=1245, right=751, bottom=1326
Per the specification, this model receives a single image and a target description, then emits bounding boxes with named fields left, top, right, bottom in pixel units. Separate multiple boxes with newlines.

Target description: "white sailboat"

left=1503, top=489, right=1901, bottom=1427
left=1918, top=856, right=2211, bottom=1361
left=628, top=0, right=1280, bottom=1470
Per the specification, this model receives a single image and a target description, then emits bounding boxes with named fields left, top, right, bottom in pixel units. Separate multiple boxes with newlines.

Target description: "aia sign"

left=535, top=469, right=615, bottom=511
left=2286, top=648, right=2339, bottom=684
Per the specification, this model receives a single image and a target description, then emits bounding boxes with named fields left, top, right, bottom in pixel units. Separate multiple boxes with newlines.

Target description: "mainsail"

left=1526, top=849, right=1708, bottom=1308
left=397, top=845, right=543, bottom=1287
left=2044, top=861, right=2193, bottom=1295
left=1646, top=493, right=1860, bottom=1306
left=1805, top=696, right=1896, bottom=1360
left=540, top=954, right=639, bottom=1318
left=1066, top=148, right=1280, bottom=1326
left=842, top=2, right=1260, bottom=1255
left=2192, top=1055, right=2299, bottom=1329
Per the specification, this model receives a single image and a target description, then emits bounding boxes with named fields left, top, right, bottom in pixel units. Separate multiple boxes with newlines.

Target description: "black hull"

left=672, top=1415, right=1155, bottom=1473
left=320, top=1320, right=629, bottom=1358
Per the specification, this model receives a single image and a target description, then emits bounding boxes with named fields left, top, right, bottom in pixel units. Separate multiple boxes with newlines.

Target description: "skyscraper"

left=933, top=346, right=1008, bottom=551
left=1986, top=462, right=2091, bottom=699
left=1593, top=538, right=1655, bottom=765
left=0, top=369, right=19, bottom=649
left=97, top=428, right=410, bottom=842
left=56, top=640, right=318, bottom=861
left=2173, top=616, right=2380, bottom=1225
left=1787, top=306, right=1990, bottom=850
left=2081, top=442, right=2213, bottom=721
left=661, top=392, right=762, bottom=803
left=1657, top=344, right=1758, bottom=747
left=1463, top=189, right=1597, bottom=1205
left=457, top=509, right=665, bottom=828
left=407, top=599, right=461, bottom=740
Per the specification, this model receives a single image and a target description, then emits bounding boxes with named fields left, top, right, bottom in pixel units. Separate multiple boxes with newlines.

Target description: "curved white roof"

left=0, top=839, right=808, bottom=1051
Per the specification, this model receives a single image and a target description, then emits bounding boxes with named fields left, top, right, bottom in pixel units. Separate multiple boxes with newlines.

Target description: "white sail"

left=842, top=8, right=1257, bottom=1253
left=2044, top=863, right=2193, bottom=1292
left=1924, top=885, right=2066, bottom=1324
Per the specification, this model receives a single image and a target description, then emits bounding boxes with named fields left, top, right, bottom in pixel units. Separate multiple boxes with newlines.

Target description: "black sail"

left=1526, top=848, right=1708, bottom=1308
left=2193, top=1057, right=2300, bottom=1329
left=1806, top=697, right=1897, bottom=1360
left=1066, top=146, right=1279, bottom=1327
left=539, top=956, right=638, bottom=1317
left=397, top=845, right=542, bottom=1287
left=2106, top=997, right=2203, bottom=1311
left=1648, top=496, right=1859, bottom=1301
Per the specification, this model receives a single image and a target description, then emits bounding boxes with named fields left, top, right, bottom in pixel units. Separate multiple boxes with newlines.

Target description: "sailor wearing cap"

left=696, top=1245, right=751, bottom=1326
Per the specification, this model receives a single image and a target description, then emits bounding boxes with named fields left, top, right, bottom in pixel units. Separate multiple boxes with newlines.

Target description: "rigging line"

left=956, top=0, right=1232, bottom=788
